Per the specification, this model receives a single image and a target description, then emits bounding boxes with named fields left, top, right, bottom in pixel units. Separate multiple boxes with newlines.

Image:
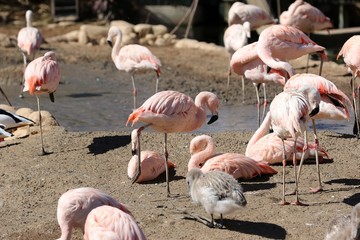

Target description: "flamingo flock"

left=1, top=1, right=360, bottom=239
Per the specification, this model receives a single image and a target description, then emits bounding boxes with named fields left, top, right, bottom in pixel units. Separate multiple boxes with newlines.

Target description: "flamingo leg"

left=36, top=95, right=48, bottom=156
left=305, top=54, right=310, bottom=73
left=318, top=51, right=324, bottom=76
left=261, top=83, right=267, bottom=123
left=19, top=51, right=27, bottom=99
left=351, top=75, right=360, bottom=138
left=155, top=71, right=160, bottom=93
left=242, top=75, right=245, bottom=104
left=130, top=127, right=143, bottom=184
left=164, top=133, right=170, bottom=197
left=225, top=62, right=231, bottom=102
left=131, top=74, right=137, bottom=110
left=291, top=137, right=306, bottom=206
left=279, top=139, right=289, bottom=205
left=309, top=119, right=323, bottom=193
left=255, top=84, right=261, bottom=127
left=0, top=87, right=12, bottom=106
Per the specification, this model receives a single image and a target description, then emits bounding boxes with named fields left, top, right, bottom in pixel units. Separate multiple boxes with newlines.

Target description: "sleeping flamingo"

left=188, top=134, right=277, bottom=179
left=270, top=85, right=321, bottom=205
left=337, top=35, right=360, bottom=138
left=128, top=129, right=176, bottom=183
left=126, top=90, right=220, bottom=197
left=84, top=205, right=147, bottom=240
left=107, top=26, right=161, bottom=109
left=23, top=51, right=60, bottom=155
left=56, top=187, right=132, bottom=240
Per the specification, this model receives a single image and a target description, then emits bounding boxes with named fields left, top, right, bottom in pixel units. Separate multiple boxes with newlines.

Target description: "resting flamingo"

left=23, top=51, right=60, bottom=155
left=245, top=112, right=329, bottom=164
left=256, top=24, right=327, bottom=78
left=128, top=129, right=176, bottom=183
left=227, top=1, right=274, bottom=29
left=337, top=35, right=360, bottom=138
left=107, top=26, right=161, bottom=109
left=56, top=187, right=132, bottom=240
left=126, top=90, right=220, bottom=197
left=270, top=85, right=320, bottom=205
left=188, top=134, right=277, bottom=179
left=84, top=205, right=147, bottom=240
left=230, top=42, right=286, bottom=126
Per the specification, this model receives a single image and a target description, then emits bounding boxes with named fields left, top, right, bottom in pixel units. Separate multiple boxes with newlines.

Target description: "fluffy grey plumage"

left=186, top=168, right=247, bottom=227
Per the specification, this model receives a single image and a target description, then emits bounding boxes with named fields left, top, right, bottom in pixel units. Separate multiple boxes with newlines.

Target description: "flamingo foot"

left=291, top=200, right=308, bottom=206
left=279, top=200, right=290, bottom=205
left=39, top=149, right=51, bottom=156
left=310, top=186, right=323, bottom=193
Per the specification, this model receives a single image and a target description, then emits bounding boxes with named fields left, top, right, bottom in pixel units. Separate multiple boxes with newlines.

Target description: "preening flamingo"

left=84, top=205, right=147, bottom=240
left=324, top=202, right=360, bottom=240
left=227, top=2, right=274, bottom=29
left=337, top=35, right=360, bottom=138
left=56, top=187, right=132, bottom=240
left=23, top=51, right=60, bottom=155
left=230, top=41, right=286, bottom=126
left=284, top=73, right=351, bottom=192
left=270, top=85, right=320, bottom=205
left=128, top=129, right=176, bottom=183
left=107, top=26, right=161, bottom=109
left=256, top=24, right=327, bottom=78
left=186, top=168, right=247, bottom=228
left=126, top=90, right=220, bottom=197
left=188, top=134, right=277, bottom=179
left=279, top=0, right=333, bottom=33
left=245, top=112, right=329, bottom=164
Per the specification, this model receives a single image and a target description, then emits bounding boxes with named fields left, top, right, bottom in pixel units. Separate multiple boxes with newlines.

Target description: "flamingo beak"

left=309, top=105, right=320, bottom=117
left=207, top=114, right=218, bottom=124
left=107, top=40, right=113, bottom=48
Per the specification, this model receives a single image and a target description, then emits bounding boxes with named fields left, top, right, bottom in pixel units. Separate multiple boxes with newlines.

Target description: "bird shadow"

left=324, top=132, right=356, bottom=139
left=343, top=193, right=360, bottom=206
left=241, top=182, right=277, bottom=192
left=88, top=134, right=131, bottom=155
left=66, top=92, right=110, bottom=98
left=136, top=168, right=185, bottom=184
left=0, top=142, right=20, bottom=148
left=324, top=178, right=360, bottom=186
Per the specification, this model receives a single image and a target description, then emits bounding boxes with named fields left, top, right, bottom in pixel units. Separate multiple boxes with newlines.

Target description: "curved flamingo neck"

left=188, top=137, right=216, bottom=171
left=111, top=32, right=123, bottom=62
left=245, top=112, right=271, bottom=156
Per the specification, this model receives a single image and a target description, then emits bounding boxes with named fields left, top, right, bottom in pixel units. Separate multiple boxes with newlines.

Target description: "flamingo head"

left=107, top=26, right=122, bottom=48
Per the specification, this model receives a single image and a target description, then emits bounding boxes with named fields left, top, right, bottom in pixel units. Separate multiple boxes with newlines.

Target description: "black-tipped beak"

left=207, top=115, right=218, bottom=125
left=49, top=92, right=55, bottom=102
left=131, top=149, right=136, bottom=156
left=309, top=105, right=320, bottom=117
left=107, top=40, right=113, bottom=48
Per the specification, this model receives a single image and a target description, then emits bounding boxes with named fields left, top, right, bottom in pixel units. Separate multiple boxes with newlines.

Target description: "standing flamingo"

left=337, top=35, right=360, bottom=138
left=245, top=112, right=329, bottom=164
left=107, top=26, right=161, bottom=109
left=256, top=24, right=327, bottom=78
left=230, top=41, right=286, bottom=126
left=126, top=90, right=220, bottom=197
left=186, top=168, right=247, bottom=228
left=188, top=134, right=277, bottom=179
left=23, top=51, right=60, bottom=155
left=270, top=85, right=320, bottom=205
left=284, top=73, right=351, bottom=192
left=56, top=187, right=132, bottom=240
left=279, top=0, right=333, bottom=34
left=128, top=129, right=176, bottom=183
left=84, top=205, right=147, bottom=240
left=227, top=2, right=275, bottom=29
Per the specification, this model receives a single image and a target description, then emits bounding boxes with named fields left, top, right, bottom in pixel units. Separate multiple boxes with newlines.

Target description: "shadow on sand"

left=88, top=134, right=131, bottom=155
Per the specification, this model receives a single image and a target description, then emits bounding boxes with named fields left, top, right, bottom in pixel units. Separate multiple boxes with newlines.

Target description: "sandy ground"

left=0, top=22, right=359, bottom=240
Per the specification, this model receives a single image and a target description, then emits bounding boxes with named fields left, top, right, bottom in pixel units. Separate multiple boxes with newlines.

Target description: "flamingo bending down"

left=337, top=35, right=360, bottom=138
left=126, top=90, right=220, bottom=197
left=186, top=168, right=247, bottom=228
left=245, top=112, right=329, bottom=164
left=23, top=51, right=60, bottom=155
left=56, top=187, right=132, bottom=240
left=279, top=0, right=333, bottom=33
left=284, top=73, right=351, bottom=192
left=270, top=85, right=320, bottom=205
left=188, top=134, right=277, bottom=179
left=230, top=41, right=286, bottom=126
left=84, top=205, right=147, bottom=240
left=107, top=26, right=161, bottom=110
left=256, top=24, right=327, bottom=78
left=227, top=2, right=274, bottom=29
left=128, top=129, right=176, bottom=183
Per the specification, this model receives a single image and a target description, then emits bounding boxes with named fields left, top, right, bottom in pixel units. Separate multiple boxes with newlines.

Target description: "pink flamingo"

left=256, top=24, right=327, bottom=78
left=230, top=41, right=286, bottom=126
left=107, top=26, right=161, bottom=109
left=284, top=73, right=351, bottom=192
left=126, top=90, right=220, bottom=197
left=128, top=129, right=176, bottom=183
left=227, top=2, right=275, bottom=29
left=279, top=0, right=333, bottom=34
left=56, top=187, right=132, bottom=240
left=23, top=51, right=60, bottom=155
left=188, top=134, right=277, bottom=179
left=245, top=112, right=329, bottom=164
left=270, top=85, right=321, bottom=205
left=84, top=205, right=147, bottom=240
left=337, top=35, right=360, bottom=138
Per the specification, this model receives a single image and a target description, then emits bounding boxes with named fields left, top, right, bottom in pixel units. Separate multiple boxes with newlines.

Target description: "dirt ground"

left=0, top=21, right=359, bottom=240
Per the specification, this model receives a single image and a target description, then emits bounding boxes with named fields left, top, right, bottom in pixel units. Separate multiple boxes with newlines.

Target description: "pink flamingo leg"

left=131, top=74, right=137, bottom=110
left=164, top=133, right=170, bottom=197
left=309, top=119, right=323, bottom=193
left=255, top=83, right=261, bottom=127
left=36, top=95, right=48, bottom=156
left=261, top=83, right=267, bottom=123
left=225, top=62, right=231, bottom=102
left=291, top=137, right=307, bottom=206
left=279, top=139, right=290, bottom=205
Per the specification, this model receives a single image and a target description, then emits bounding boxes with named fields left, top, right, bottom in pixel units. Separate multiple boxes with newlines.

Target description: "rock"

left=175, top=38, right=225, bottom=52
left=145, top=33, right=156, bottom=41
left=15, top=108, right=33, bottom=119
left=110, top=20, right=134, bottom=35
left=133, top=24, right=152, bottom=38
left=152, top=25, right=168, bottom=36
left=29, top=110, right=54, bottom=126
left=155, top=37, right=166, bottom=46
left=79, top=24, right=108, bottom=41
left=122, top=34, right=137, bottom=45
left=12, top=127, right=31, bottom=138
left=0, top=33, right=16, bottom=48
left=78, top=29, right=88, bottom=45
left=0, top=104, right=15, bottom=113
left=47, top=30, right=79, bottom=43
